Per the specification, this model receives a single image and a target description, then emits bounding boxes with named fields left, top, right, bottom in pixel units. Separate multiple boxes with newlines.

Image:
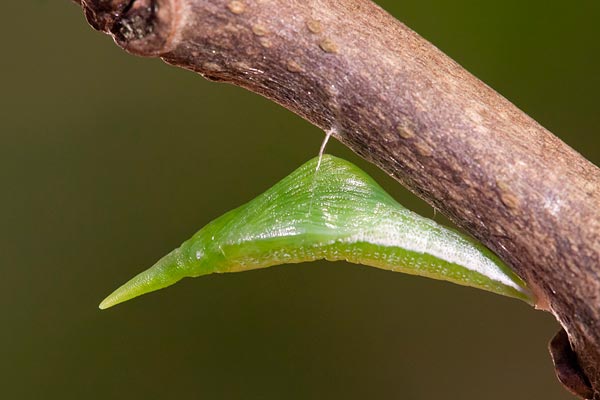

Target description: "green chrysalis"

left=99, top=155, right=532, bottom=309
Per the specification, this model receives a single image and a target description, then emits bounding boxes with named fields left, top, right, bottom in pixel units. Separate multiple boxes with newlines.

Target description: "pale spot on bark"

left=496, top=180, right=520, bottom=211
left=252, top=24, right=269, bottom=36
left=259, top=37, right=272, bottom=48
left=227, top=1, right=245, bottom=14
left=203, top=62, right=223, bottom=72
left=397, top=124, right=416, bottom=139
left=415, top=142, right=433, bottom=157
left=306, top=19, right=323, bottom=34
left=286, top=60, right=303, bottom=72
left=319, top=38, right=338, bottom=53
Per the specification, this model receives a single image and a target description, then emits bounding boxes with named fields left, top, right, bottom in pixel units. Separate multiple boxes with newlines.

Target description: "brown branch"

left=76, top=0, right=600, bottom=397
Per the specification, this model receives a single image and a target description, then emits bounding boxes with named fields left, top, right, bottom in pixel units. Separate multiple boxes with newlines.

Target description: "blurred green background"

left=3, top=1, right=598, bottom=399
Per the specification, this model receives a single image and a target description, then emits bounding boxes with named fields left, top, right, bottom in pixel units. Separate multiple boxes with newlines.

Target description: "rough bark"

left=75, top=0, right=600, bottom=397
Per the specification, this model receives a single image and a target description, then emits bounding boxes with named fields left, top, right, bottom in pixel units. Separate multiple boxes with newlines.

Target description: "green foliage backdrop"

left=2, top=1, right=598, bottom=399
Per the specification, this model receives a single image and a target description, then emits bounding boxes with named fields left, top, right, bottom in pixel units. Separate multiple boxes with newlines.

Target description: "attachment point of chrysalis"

left=316, top=128, right=334, bottom=173
left=308, top=128, right=336, bottom=215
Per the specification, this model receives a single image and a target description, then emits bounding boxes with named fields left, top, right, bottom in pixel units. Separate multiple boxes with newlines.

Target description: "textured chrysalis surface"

left=100, top=155, right=532, bottom=309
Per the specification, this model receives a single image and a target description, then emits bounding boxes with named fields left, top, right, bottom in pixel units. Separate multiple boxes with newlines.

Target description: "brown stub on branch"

left=81, top=0, right=131, bottom=31
left=75, top=0, right=600, bottom=396
left=550, top=329, right=594, bottom=399
left=81, top=0, right=178, bottom=55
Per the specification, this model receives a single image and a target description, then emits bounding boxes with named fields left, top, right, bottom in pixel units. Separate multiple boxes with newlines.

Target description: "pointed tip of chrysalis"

left=98, top=249, right=186, bottom=310
left=98, top=298, right=111, bottom=310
